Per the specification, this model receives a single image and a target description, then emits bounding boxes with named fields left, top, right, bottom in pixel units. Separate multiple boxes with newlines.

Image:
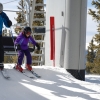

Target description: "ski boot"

left=0, top=63, right=4, bottom=70
left=26, top=64, right=32, bottom=71
left=15, top=64, right=23, bottom=72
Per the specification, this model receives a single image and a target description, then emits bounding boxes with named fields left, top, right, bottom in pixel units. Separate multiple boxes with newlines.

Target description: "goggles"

left=26, top=31, right=31, bottom=35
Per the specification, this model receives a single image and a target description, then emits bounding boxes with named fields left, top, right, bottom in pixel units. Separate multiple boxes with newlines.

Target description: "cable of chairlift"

left=3, top=10, right=22, bottom=12
left=3, top=0, right=19, bottom=4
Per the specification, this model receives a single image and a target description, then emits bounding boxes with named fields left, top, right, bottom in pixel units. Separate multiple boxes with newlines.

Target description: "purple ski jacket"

left=14, top=32, right=37, bottom=50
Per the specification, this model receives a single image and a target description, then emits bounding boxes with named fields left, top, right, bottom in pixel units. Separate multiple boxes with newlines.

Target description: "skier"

left=0, top=3, right=12, bottom=70
left=14, top=26, right=40, bottom=72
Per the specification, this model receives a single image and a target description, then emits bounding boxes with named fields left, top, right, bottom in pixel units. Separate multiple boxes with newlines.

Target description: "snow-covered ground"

left=0, top=64, right=100, bottom=100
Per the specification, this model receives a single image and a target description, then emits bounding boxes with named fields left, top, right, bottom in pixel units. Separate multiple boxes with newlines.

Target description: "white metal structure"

left=46, top=0, right=87, bottom=80
left=26, top=0, right=46, bottom=65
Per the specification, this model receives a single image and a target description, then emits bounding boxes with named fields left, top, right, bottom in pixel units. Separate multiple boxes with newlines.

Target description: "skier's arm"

left=29, top=36, right=40, bottom=50
left=14, top=36, right=24, bottom=50
left=14, top=36, right=24, bottom=45
left=35, top=43, right=40, bottom=50
left=1, top=12, right=12, bottom=28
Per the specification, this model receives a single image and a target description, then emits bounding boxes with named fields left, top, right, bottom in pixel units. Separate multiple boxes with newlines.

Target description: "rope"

left=3, top=0, right=19, bottom=4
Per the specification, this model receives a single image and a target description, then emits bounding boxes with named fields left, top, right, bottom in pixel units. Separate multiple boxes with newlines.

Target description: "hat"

left=0, top=3, right=3, bottom=13
left=24, top=26, right=31, bottom=35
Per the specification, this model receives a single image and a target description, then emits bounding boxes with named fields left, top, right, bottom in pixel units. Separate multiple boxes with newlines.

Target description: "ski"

left=22, top=72, right=34, bottom=79
left=1, top=69, right=10, bottom=79
left=13, top=67, right=34, bottom=79
left=29, top=70, right=41, bottom=78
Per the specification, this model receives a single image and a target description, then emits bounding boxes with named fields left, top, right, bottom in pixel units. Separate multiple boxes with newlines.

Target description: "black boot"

left=0, top=63, right=4, bottom=70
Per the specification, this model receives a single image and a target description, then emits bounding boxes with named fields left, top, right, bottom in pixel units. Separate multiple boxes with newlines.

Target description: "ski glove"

left=36, top=43, right=40, bottom=51
left=7, top=20, right=12, bottom=27
left=15, top=44, right=21, bottom=50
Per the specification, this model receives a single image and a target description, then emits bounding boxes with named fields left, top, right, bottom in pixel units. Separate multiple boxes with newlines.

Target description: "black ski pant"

left=0, top=35, right=4, bottom=67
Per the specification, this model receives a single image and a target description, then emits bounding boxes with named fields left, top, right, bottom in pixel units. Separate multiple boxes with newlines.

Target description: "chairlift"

left=3, top=36, right=35, bottom=55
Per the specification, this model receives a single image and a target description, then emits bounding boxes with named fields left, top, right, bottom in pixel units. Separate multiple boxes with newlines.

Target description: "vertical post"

left=25, top=0, right=30, bottom=26
left=64, top=0, right=87, bottom=80
left=30, top=0, right=36, bottom=29
left=50, top=17, right=55, bottom=66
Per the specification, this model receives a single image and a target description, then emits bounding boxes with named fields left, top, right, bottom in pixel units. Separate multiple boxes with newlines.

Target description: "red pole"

left=50, top=17, right=55, bottom=66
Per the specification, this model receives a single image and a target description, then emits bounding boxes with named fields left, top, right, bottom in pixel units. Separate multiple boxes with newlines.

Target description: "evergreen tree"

left=86, top=39, right=95, bottom=73
left=86, top=0, right=100, bottom=74
left=87, top=39, right=95, bottom=63
left=14, top=0, right=26, bottom=34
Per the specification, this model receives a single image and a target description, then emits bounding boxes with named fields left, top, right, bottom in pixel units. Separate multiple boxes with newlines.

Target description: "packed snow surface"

left=0, top=64, right=100, bottom=100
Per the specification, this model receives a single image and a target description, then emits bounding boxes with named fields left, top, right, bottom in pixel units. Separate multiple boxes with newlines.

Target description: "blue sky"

left=86, top=0, right=97, bottom=45
left=1, top=0, right=97, bottom=45
left=87, top=0, right=93, bottom=7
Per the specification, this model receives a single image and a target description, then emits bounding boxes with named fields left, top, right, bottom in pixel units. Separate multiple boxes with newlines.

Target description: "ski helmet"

left=24, top=26, right=31, bottom=35
left=0, top=3, right=3, bottom=13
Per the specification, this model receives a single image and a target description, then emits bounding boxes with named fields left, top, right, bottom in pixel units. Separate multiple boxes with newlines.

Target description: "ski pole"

left=10, top=27, right=18, bottom=58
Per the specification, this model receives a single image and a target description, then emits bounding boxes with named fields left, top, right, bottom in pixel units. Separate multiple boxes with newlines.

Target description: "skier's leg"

left=0, top=36, right=4, bottom=70
left=15, top=50, right=24, bottom=72
left=24, top=49, right=32, bottom=71
left=18, top=50, right=24, bottom=65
